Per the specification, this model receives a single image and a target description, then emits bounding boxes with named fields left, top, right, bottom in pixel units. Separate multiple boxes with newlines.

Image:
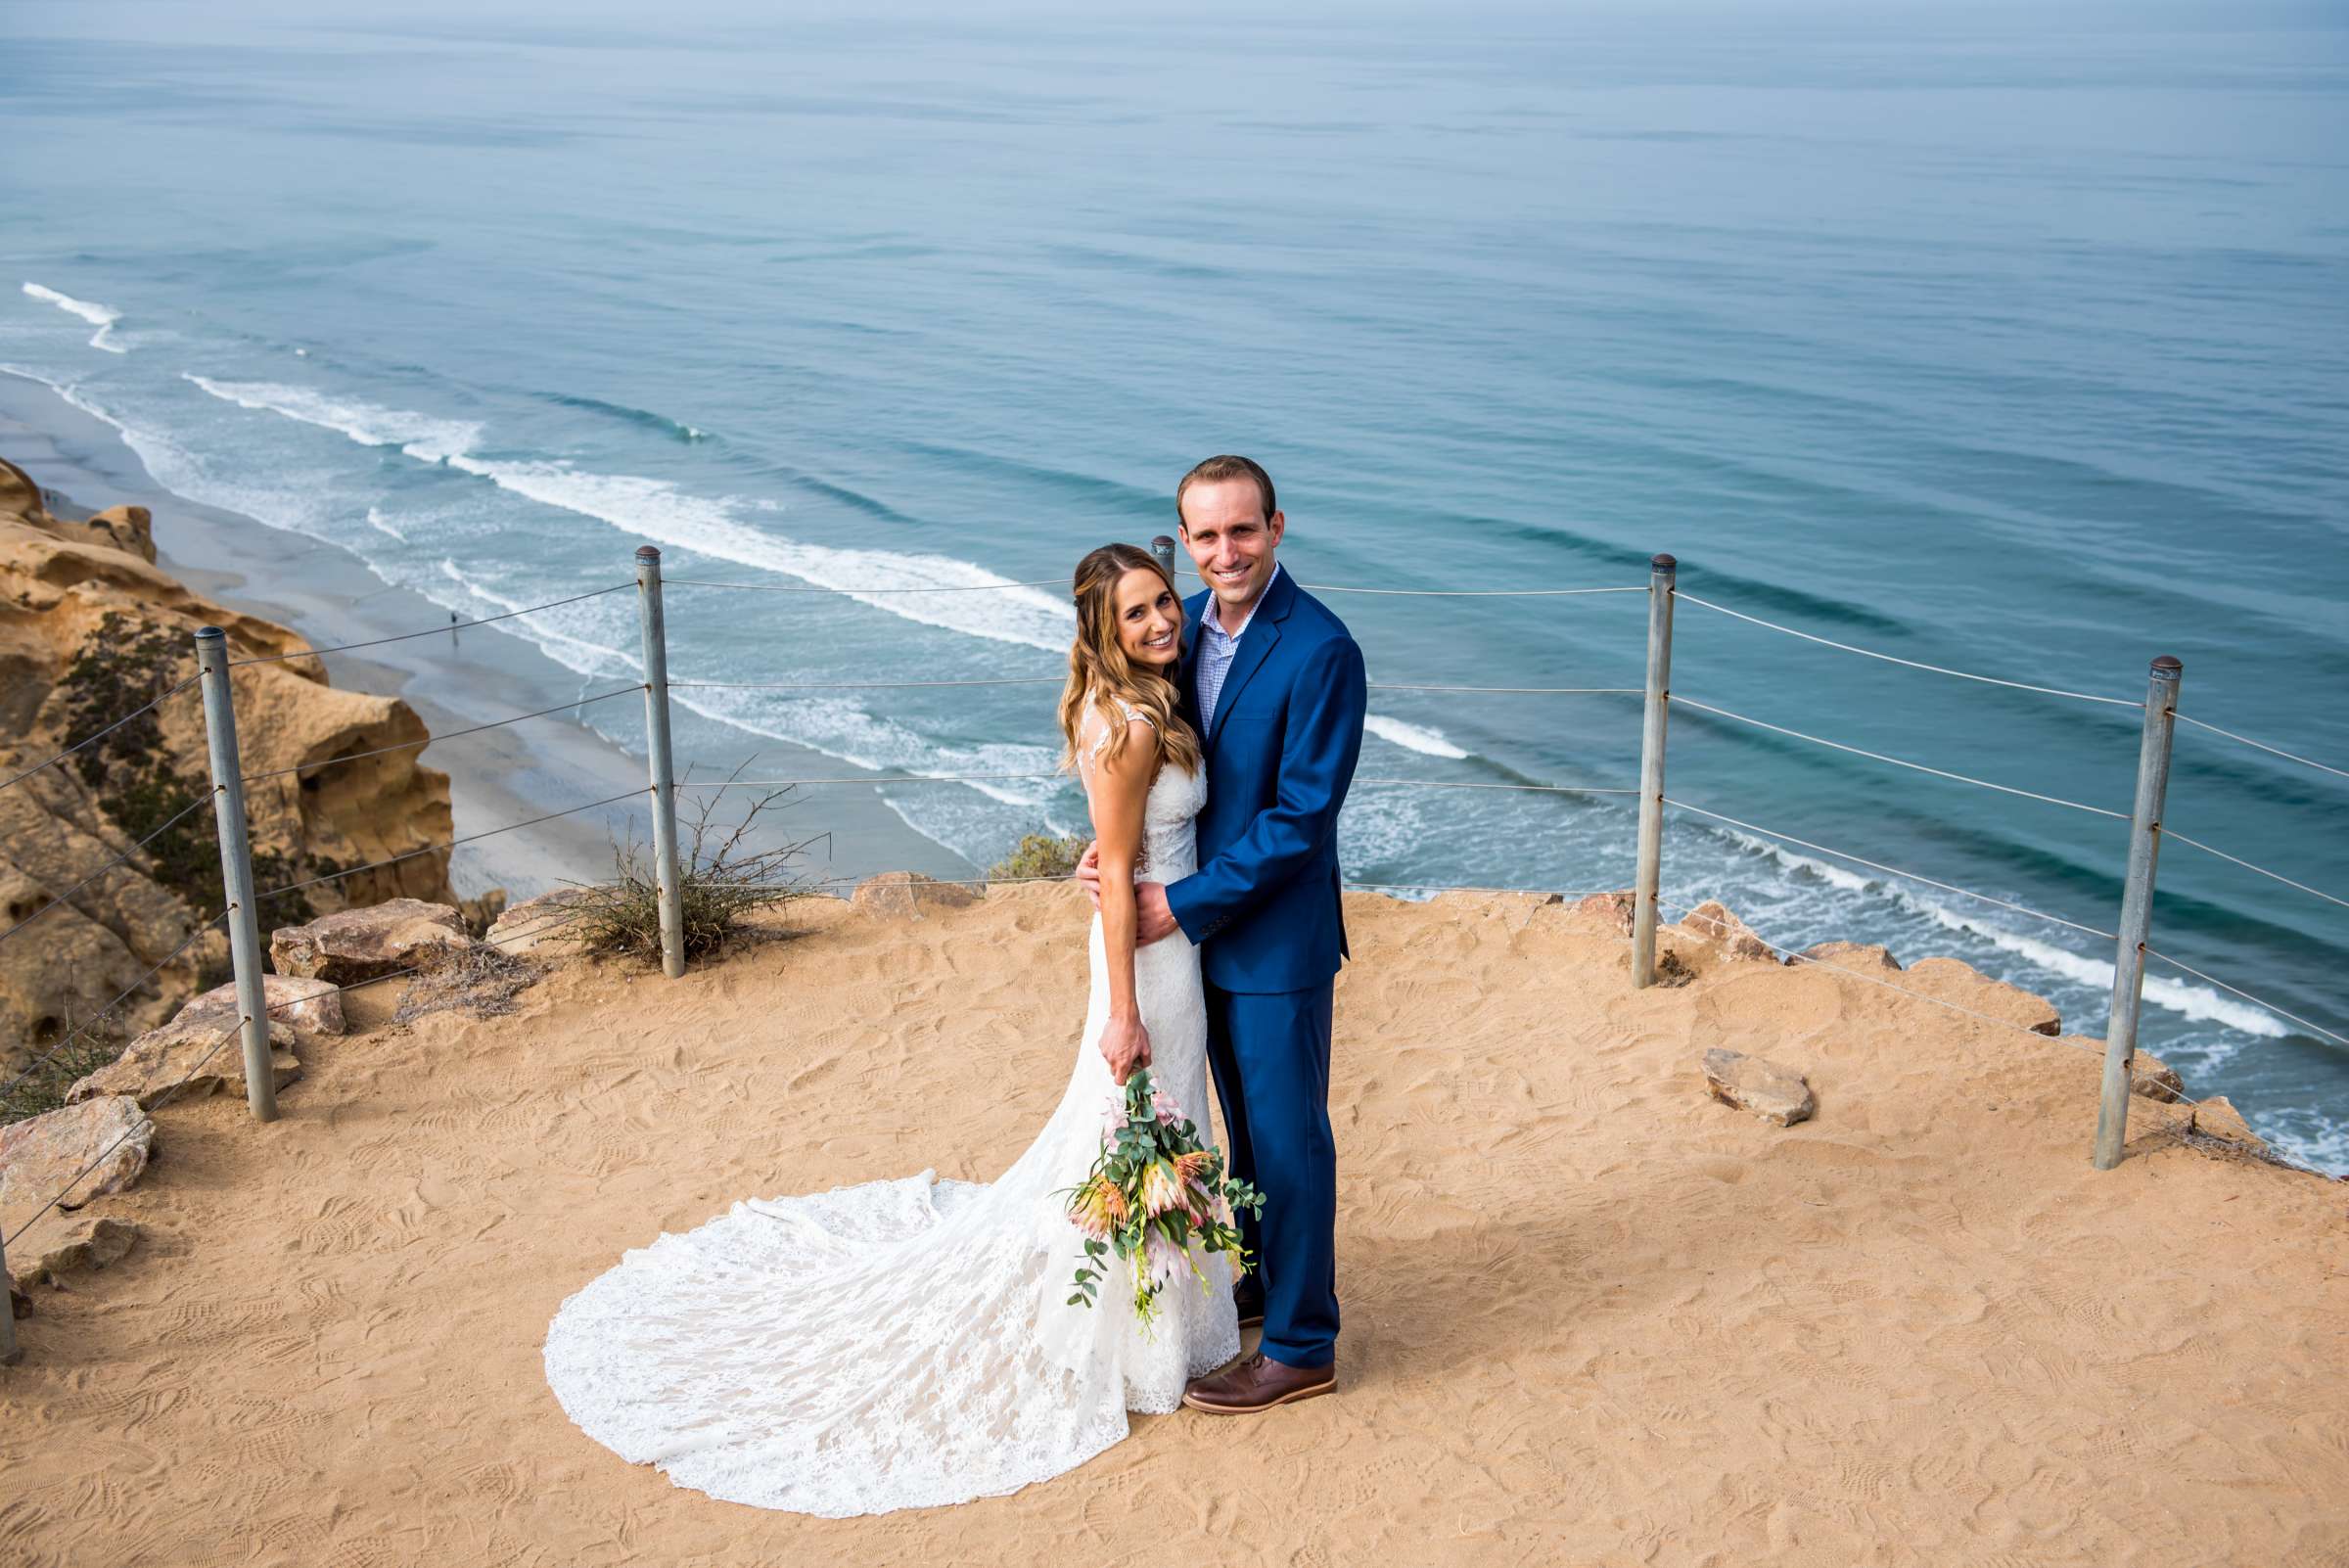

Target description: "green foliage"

left=988, top=831, right=1086, bottom=884
left=0, top=1026, right=124, bottom=1125
left=46, top=612, right=332, bottom=924
left=1058, top=1068, right=1265, bottom=1327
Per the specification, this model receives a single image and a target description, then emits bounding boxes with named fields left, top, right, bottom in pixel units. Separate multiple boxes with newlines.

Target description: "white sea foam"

left=365, top=506, right=407, bottom=542
left=183, top=374, right=481, bottom=463
left=1710, top=821, right=2289, bottom=1040
left=435, top=560, right=639, bottom=678
left=439, top=454, right=1075, bottom=652
left=1364, top=714, right=1469, bottom=760
left=23, top=283, right=125, bottom=352
left=182, top=373, right=1072, bottom=651
left=0, top=368, right=342, bottom=543
left=667, top=684, right=1062, bottom=809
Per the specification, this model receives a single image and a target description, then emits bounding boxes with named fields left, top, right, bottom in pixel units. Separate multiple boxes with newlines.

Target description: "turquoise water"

left=2, top=4, right=2345, bottom=1169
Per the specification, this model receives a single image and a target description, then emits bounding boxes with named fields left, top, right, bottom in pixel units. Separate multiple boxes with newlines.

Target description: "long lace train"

left=542, top=715, right=1233, bottom=1515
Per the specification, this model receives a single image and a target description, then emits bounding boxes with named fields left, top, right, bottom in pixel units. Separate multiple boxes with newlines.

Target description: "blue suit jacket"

left=1165, top=568, right=1367, bottom=993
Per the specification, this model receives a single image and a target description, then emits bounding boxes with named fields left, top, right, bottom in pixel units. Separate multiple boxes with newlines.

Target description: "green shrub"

left=989, top=832, right=1087, bottom=883
left=0, top=1026, right=125, bottom=1125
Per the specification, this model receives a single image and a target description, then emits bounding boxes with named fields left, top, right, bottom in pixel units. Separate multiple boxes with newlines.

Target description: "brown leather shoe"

left=1181, top=1352, right=1335, bottom=1414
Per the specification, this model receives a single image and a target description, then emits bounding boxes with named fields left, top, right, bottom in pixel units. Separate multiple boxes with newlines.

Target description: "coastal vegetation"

left=53, top=612, right=332, bottom=937
left=566, top=777, right=815, bottom=965
left=989, top=831, right=1086, bottom=883
left=0, top=455, right=452, bottom=1104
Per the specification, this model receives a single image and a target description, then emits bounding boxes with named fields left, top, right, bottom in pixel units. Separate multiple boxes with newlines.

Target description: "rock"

left=81, top=504, right=157, bottom=564
left=1795, top=941, right=1902, bottom=973
left=1572, top=890, right=1636, bottom=938
left=459, top=887, right=509, bottom=938
left=270, top=898, right=470, bottom=985
left=1701, top=1047, right=1817, bottom=1127
left=486, top=889, right=597, bottom=956
left=66, top=1009, right=300, bottom=1109
left=2188, top=1095, right=2267, bottom=1150
left=8, top=1214, right=141, bottom=1291
left=1675, top=900, right=1776, bottom=963
left=173, top=973, right=346, bottom=1037
left=852, top=871, right=980, bottom=920
left=2131, top=1050, right=2186, bottom=1104
left=0, top=1097, right=155, bottom=1238
left=0, top=456, right=454, bottom=1080
left=0, top=780, right=223, bottom=1075
left=10, top=1280, right=27, bottom=1321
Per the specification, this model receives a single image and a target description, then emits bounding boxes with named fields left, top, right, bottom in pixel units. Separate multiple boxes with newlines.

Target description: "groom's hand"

left=1074, top=841, right=1103, bottom=907
left=1133, top=882, right=1178, bottom=945
left=1073, top=842, right=1179, bottom=945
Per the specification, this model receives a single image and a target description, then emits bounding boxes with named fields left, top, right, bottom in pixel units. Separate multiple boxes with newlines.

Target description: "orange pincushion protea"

left=1069, top=1175, right=1128, bottom=1240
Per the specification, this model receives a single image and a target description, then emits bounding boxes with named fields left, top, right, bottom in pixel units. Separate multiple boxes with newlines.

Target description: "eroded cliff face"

left=0, top=457, right=454, bottom=1072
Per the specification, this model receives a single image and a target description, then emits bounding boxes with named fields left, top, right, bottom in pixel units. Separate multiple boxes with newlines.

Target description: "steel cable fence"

left=0, top=897, right=601, bottom=1252
left=2, top=549, right=2338, bottom=1179
left=0, top=674, right=203, bottom=797
left=0, top=793, right=217, bottom=949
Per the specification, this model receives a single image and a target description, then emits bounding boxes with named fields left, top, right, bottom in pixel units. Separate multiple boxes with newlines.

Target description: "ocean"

left=2, top=3, right=2344, bottom=1171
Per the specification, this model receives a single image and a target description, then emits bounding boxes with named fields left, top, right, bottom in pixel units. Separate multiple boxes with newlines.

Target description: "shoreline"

left=0, top=368, right=974, bottom=902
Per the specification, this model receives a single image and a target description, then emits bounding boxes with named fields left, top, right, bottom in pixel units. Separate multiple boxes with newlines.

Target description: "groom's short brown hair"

left=1176, top=454, right=1276, bottom=528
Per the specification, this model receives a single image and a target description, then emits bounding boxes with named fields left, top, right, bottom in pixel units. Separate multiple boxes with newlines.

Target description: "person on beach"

left=544, top=469, right=1366, bottom=1513
left=1077, top=453, right=1367, bottom=1412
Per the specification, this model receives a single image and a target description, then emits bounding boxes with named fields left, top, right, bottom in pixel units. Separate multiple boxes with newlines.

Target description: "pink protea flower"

left=1143, top=1231, right=1186, bottom=1288
left=1138, top=1159, right=1185, bottom=1218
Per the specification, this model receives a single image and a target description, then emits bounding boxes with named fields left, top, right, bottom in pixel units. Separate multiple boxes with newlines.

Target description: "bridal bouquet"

left=1062, top=1069, right=1266, bottom=1329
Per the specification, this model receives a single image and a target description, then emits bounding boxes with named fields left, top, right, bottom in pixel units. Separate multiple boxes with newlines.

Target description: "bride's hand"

left=1073, top=840, right=1102, bottom=908
left=1098, top=1014, right=1151, bottom=1085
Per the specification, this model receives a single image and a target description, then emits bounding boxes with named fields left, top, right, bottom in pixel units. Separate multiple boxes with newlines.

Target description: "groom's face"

left=1178, top=478, right=1285, bottom=621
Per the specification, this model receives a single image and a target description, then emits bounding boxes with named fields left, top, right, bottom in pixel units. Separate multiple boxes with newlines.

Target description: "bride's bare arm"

left=1085, top=716, right=1159, bottom=1085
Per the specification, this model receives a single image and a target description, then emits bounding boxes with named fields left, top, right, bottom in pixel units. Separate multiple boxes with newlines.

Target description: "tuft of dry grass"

left=392, top=944, right=545, bottom=1026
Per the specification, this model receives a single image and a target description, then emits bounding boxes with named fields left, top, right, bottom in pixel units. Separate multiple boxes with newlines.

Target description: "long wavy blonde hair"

left=1058, top=543, right=1201, bottom=780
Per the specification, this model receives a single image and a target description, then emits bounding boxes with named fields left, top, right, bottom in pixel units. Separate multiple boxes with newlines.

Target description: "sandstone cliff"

left=0, top=456, right=454, bottom=1079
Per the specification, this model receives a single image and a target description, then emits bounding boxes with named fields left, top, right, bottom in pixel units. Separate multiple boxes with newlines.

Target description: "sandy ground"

left=3, top=886, right=2345, bottom=1568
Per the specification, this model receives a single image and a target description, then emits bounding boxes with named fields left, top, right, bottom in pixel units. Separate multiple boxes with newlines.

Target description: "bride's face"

left=1111, top=567, right=1181, bottom=669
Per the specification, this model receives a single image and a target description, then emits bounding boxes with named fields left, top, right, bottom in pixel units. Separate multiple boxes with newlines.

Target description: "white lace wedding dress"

left=542, top=704, right=1237, bottom=1515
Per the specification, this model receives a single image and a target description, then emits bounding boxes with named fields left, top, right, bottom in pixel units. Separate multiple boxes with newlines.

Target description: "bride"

left=541, top=541, right=1240, bottom=1516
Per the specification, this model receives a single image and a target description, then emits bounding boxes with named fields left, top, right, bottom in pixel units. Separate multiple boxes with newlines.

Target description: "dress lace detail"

left=541, top=723, right=1228, bottom=1517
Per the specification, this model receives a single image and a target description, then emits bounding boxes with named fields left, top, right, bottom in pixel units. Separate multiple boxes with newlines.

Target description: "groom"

left=1081, top=454, right=1367, bottom=1413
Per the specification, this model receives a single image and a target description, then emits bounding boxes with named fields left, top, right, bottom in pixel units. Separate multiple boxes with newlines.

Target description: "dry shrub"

left=392, top=944, right=544, bottom=1025
left=568, top=771, right=818, bottom=966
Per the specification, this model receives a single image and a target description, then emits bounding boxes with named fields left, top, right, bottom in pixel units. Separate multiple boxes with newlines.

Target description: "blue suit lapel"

left=1206, top=567, right=1295, bottom=747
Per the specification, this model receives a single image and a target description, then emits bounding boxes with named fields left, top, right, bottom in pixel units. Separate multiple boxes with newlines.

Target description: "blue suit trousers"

left=1205, top=979, right=1339, bottom=1369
